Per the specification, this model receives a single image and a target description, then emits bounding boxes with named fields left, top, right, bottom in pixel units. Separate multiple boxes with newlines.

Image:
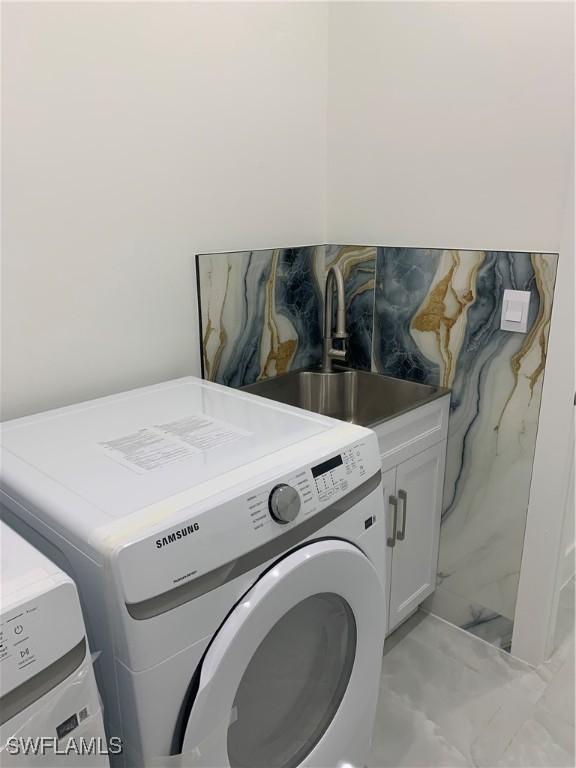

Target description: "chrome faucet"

left=322, top=265, right=348, bottom=372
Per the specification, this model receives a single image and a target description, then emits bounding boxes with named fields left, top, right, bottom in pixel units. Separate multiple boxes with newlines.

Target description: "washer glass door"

left=228, top=591, right=356, bottom=768
left=178, top=539, right=385, bottom=768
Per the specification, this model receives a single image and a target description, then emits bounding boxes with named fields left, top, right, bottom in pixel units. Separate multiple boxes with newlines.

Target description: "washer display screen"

left=311, top=455, right=342, bottom=478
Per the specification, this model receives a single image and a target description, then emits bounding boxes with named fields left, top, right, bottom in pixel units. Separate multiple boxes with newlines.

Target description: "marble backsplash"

left=198, top=246, right=321, bottom=386
left=196, top=245, right=558, bottom=649
left=374, top=248, right=558, bottom=650
left=197, top=245, right=375, bottom=384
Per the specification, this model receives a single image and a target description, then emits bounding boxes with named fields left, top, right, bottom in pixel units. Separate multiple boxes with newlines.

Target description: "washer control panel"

left=0, top=583, right=84, bottom=695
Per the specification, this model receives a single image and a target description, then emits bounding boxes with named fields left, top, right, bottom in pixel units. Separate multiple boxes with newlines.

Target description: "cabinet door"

left=380, top=467, right=397, bottom=636
left=388, top=442, right=446, bottom=633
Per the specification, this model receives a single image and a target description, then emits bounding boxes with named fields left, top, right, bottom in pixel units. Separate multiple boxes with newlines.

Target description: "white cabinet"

left=372, top=396, right=450, bottom=635
left=386, top=443, right=446, bottom=632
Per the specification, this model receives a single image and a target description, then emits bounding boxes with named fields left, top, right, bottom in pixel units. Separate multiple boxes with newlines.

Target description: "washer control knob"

left=268, top=484, right=301, bottom=524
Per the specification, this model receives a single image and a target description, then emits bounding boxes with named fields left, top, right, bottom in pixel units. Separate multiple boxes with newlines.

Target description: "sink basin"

left=242, top=368, right=449, bottom=428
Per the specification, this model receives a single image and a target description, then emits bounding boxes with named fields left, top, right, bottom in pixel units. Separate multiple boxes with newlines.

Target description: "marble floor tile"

left=369, top=611, right=575, bottom=768
left=471, top=686, right=545, bottom=768
left=368, top=687, right=473, bottom=768
left=496, top=710, right=574, bottom=768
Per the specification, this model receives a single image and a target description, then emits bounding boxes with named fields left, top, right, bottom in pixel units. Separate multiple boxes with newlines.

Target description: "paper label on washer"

left=99, top=416, right=252, bottom=473
left=156, top=415, right=251, bottom=451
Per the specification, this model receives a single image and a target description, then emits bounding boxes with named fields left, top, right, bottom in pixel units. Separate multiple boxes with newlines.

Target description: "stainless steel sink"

left=242, top=368, right=449, bottom=428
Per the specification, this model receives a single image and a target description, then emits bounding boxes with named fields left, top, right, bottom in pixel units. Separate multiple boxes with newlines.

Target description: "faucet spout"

left=322, top=265, right=348, bottom=372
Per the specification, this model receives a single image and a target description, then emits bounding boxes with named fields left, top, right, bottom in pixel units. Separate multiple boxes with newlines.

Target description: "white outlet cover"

left=501, top=289, right=531, bottom=333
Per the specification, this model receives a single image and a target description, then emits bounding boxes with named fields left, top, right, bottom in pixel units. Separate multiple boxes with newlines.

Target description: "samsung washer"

left=0, top=377, right=388, bottom=767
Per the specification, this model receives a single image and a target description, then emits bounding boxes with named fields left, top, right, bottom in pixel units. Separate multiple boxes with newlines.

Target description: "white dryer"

left=0, top=377, right=388, bottom=768
left=0, top=521, right=110, bottom=766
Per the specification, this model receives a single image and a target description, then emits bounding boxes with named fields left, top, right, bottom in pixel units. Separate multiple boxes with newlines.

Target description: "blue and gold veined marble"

left=197, top=246, right=322, bottom=387
left=374, top=247, right=558, bottom=650
left=197, top=245, right=376, bottom=386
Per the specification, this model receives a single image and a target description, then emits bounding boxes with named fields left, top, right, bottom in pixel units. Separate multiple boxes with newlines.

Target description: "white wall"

left=1, top=1, right=328, bottom=420
left=513, top=153, right=575, bottom=665
left=326, top=1, right=573, bottom=252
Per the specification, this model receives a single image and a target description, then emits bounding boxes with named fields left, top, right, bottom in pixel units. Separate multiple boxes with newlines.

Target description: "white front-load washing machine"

left=0, top=377, right=388, bottom=768
left=0, top=521, right=110, bottom=766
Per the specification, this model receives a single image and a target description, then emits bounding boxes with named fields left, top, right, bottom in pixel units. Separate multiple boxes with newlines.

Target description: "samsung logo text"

left=156, top=523, right=200, bottom=549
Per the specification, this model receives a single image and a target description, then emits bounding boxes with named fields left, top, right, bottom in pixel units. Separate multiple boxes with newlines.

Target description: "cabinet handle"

left=387, top=495, right=398, bottom=548
left=397, top=489, right=407, bottom=540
